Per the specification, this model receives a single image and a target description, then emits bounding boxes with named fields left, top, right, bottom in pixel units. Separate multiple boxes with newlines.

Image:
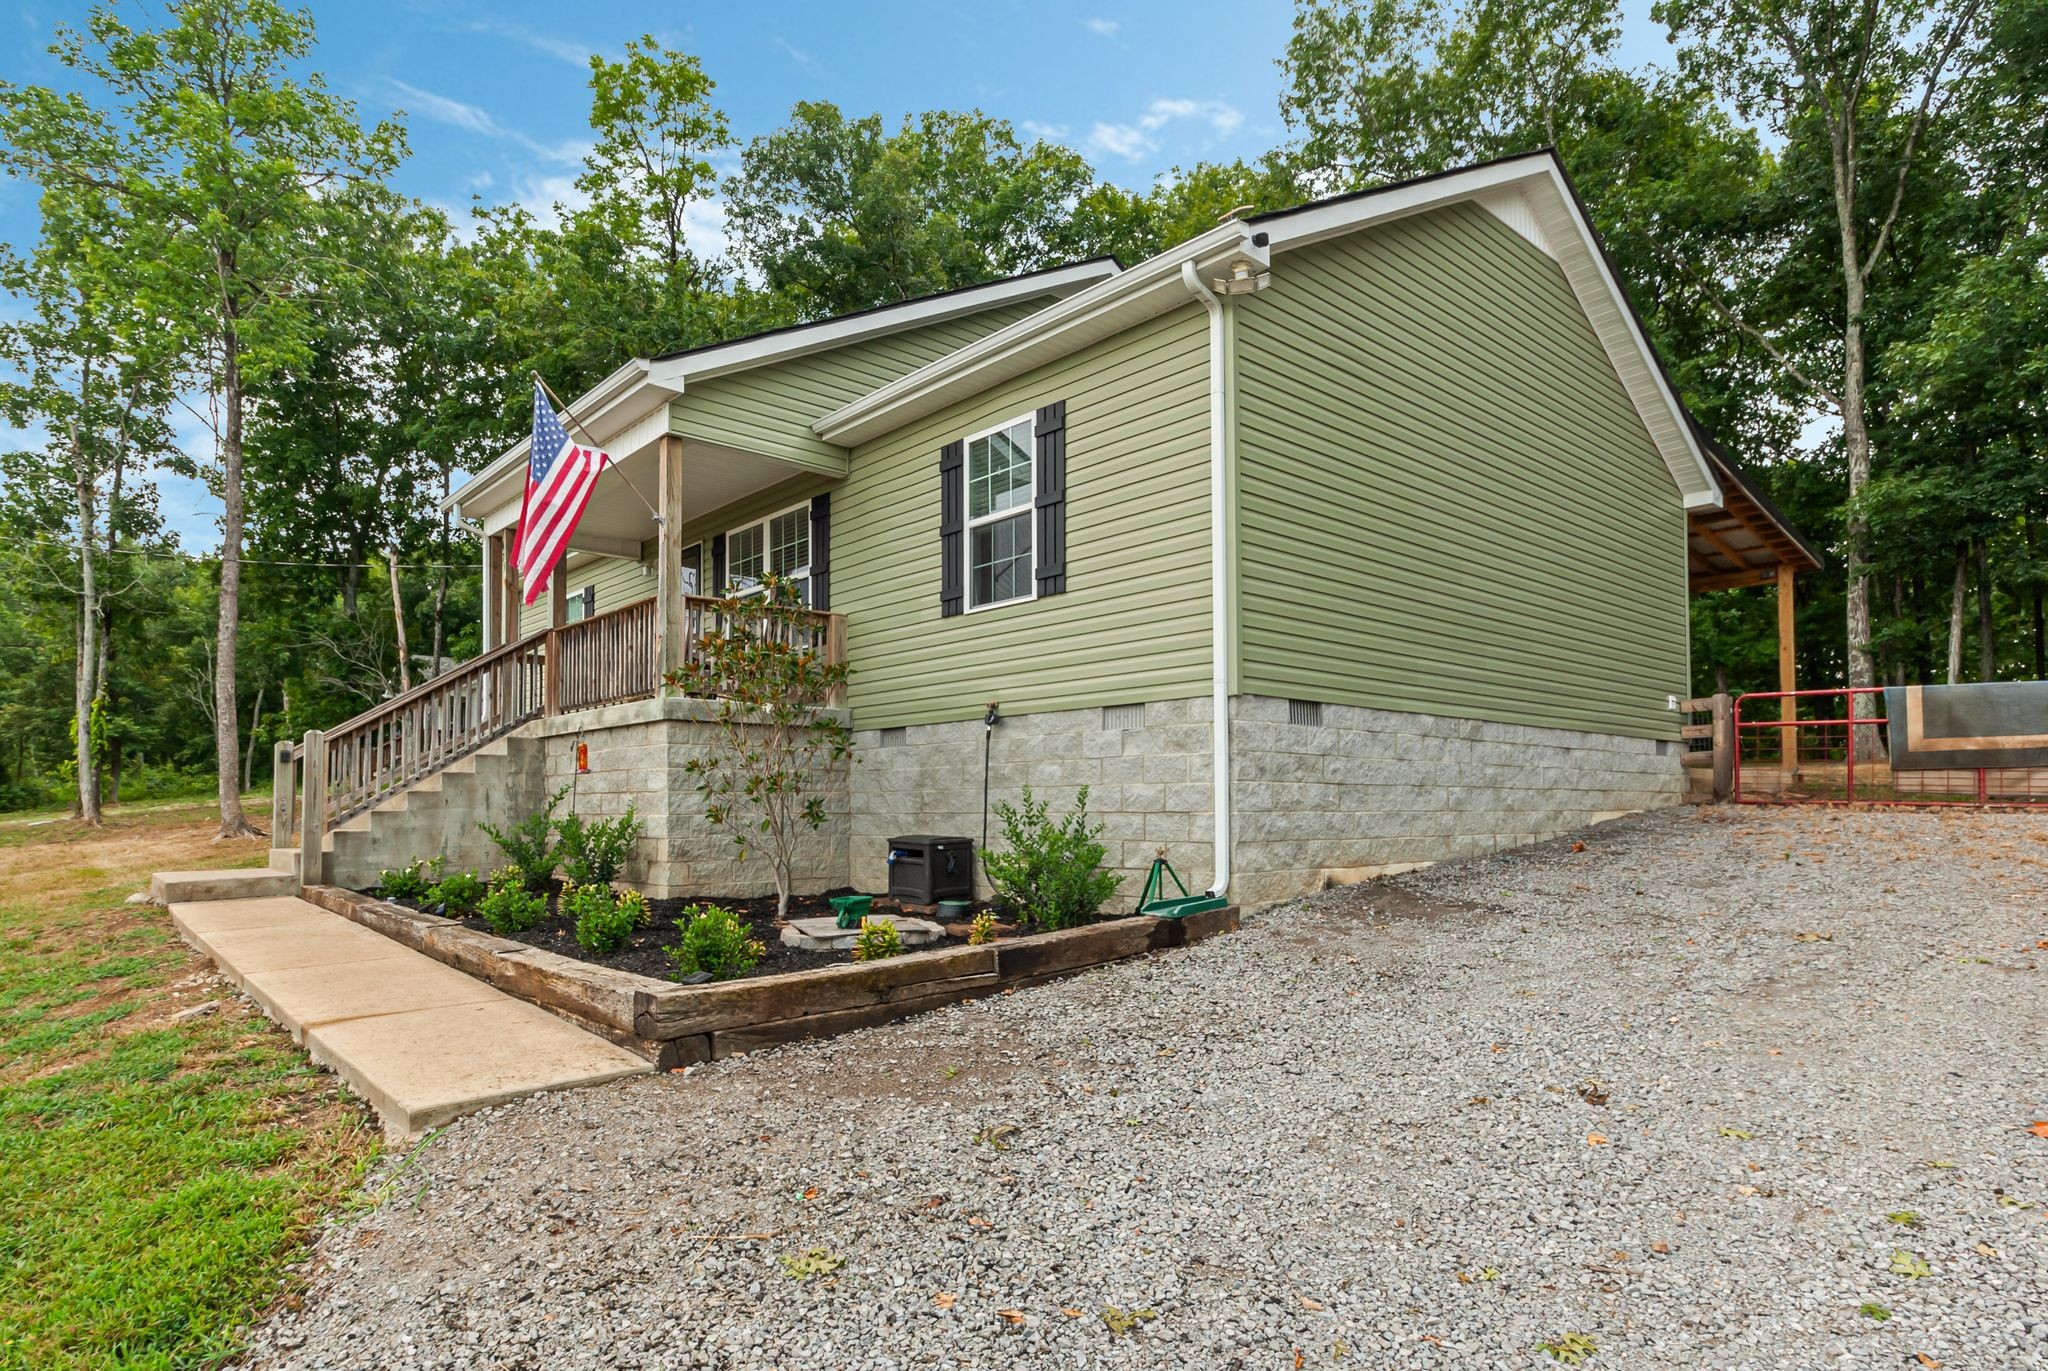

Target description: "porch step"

left=151, top=867, right=300, bottom=904
left=320, top=728, right=548, bottom=890
left=166, top=892, right=650, bottom=1140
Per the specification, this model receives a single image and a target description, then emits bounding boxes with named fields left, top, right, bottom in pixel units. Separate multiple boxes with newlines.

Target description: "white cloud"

left=682, top=196, right=731, bottom=264
left=460, top=19, right=592, bottom=69
left=386, top=79, right=587, bottom=166
left=773, top=36, right=814, bottom=66
left=1084, top=97, right=1244, bottom=161
left=1084, top=17, right=1120, bottom=37
left=1141, top=98, right=1243, bottom=135
left=1085, top=121, right=1151, bottom=160
left=387, top=79, right=501, bottom=137
left=1019, top=119, right=1070, bottom=142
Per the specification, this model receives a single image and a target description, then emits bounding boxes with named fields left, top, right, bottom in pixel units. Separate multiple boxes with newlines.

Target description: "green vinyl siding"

left=516, top=553, right=651, bottom=637
left=1234, top=200, right=1688, bottom=740
left=835, top=305, right=1213, bottom=730
left=669, top=473, right=837, bottom=585
left=670, top=302, right=1048, bottom=473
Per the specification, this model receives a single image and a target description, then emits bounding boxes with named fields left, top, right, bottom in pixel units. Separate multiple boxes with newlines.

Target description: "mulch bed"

left=372, top=885, right=1023, bottom=983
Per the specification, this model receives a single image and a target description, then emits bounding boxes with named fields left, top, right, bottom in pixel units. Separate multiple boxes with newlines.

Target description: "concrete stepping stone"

left=780, top=914, right=947, bottom=951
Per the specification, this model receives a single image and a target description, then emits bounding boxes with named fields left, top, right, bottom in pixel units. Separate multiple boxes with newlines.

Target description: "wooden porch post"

left=655, top=434, right=687, bottom=690
left=1777, top=563, right=1797, bottom=769
left=484, top=532, right=507, bottom=649
left=543, top=569, right=567, bottom=716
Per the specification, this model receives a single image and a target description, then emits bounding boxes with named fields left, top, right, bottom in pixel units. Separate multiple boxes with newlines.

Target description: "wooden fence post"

left=270, top=740, right=295, bottom=851
left=1711, top=692, right=1735, bottom=802
left=298, top=729, right=327, bottom=887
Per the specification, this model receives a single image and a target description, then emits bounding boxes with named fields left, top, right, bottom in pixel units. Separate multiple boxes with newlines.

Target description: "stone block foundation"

left=330, top=692, right=1681, bottom=910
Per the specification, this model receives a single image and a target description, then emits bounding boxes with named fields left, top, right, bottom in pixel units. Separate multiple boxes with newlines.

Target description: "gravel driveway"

left=249, top=806, right=2048, bottom=1370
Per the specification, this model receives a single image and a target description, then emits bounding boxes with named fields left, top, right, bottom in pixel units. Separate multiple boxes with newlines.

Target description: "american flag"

left=515, top=380, right=610, bottom=605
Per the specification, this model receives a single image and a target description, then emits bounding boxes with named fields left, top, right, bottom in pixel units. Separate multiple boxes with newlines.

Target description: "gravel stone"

left=245, top=805, right=2048, bottom=1369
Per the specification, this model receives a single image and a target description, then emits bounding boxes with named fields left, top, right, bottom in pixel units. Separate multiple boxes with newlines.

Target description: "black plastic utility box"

left=886, top=835, right=974, bottom=905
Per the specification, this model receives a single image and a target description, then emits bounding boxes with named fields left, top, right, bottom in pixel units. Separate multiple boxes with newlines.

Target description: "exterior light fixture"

left=1211, top=257, right=1270, bottom=295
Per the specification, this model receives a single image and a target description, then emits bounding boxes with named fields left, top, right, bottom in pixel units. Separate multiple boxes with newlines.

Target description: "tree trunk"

left=73, top=457, right=102, bottom=825
left=1946, top=544, right=1967, bottom=684
left=430, top=466, right=449, bottom=678
left=243, top=684, right=265, bottom=793
left=1832, top=132, right=1882, bottom=760
left=1976, top=538, right=1995, bottom=682
left=2030, top=510, right=2045, bottom=679
left=214, top=301, right=258, bottom=838
left=387, top=547, right=412, bottom=694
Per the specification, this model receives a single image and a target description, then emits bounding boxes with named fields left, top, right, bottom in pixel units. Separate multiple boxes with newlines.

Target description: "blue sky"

left=2, top=0, right=1679, bottom=550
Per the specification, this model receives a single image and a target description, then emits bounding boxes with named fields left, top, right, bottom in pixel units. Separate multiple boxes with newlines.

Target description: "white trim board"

left=449, top=259, right=1118, bottom=519
left=818, top=152, right=1722, bottom=511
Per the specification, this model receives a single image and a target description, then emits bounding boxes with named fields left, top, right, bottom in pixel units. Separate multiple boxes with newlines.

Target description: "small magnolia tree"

left=665, top=574, right=851, bottom=919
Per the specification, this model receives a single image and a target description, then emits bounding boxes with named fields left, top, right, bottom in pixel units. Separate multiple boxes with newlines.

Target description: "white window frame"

left=565, top=582, right=597, bottom=622
left=962, top=412, right=1038, bottom=615
left=723, top=501, right=812, bottom=601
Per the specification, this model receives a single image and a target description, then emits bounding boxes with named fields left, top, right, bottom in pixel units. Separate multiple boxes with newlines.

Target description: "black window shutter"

left=939, top=440, right=964, bottom=617
left=808, top=492, right=831, bottom=610
left=710, top=532, right=727, bottom=595
left=580, top=585, right=595, bottom=618
left=1034, top=400, right=1068, bottom=596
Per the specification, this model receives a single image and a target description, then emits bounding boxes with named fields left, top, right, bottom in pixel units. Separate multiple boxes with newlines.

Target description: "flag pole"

left=531, top=370, right=664, bottom=523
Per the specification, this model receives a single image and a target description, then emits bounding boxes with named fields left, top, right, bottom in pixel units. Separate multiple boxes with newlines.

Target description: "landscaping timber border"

left=301, top=885, right=1237, bottom=1069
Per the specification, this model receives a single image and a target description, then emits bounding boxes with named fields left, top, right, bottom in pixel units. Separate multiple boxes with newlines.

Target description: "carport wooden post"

left=1777, top=564, right=1798, bottom=769
left=654, top=434, right=687, bottom=688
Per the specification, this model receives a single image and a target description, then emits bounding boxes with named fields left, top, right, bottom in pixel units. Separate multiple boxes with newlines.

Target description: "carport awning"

left=1687, top=445, right=1823, bottom=593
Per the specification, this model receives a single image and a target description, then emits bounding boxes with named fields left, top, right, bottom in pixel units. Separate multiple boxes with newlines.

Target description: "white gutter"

left=1181, top=261, right=1231, bottom=900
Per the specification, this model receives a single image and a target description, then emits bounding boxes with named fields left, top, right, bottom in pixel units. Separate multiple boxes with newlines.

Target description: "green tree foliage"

left=725, top=103, right=1099, bottom=317
left=0, top=0, right=2041, bottom=822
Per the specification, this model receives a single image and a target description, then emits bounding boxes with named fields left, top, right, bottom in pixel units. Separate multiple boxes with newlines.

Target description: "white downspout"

left=1181, top=260, right=1231, bottom=899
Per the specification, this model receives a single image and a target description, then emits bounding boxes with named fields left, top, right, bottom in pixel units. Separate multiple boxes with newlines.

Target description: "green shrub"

left=981, top=785, right=1122, bottom=930
left=967, top=910, right=999, bottom=946
left=565, top=881, right=646, bottom=955
left=557, top=805, right=642, bottom=885
left=477, top=785, right=568, bottom=891
left=852, top=916, right=902, bottom=962
left=663, top=904, right=764, bottom=981
left=478, top=867, right=547, bottom=935
left=426, top=869, right=487, bottom=918
left=377, top=860, right=432, bottom=902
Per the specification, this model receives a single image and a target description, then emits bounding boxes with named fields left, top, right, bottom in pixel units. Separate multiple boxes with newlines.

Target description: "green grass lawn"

left=0, top=803, right=377, bottom=1370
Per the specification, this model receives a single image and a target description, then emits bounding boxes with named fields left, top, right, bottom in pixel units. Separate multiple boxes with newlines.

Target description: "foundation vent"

left=1101, top=703, right=1146, bottom=731
left=878, top=726, right=908, bottom=748
left=1287, top=699, right=1323, bottom=727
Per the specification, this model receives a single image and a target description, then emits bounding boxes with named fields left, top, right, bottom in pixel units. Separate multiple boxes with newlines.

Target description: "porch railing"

left=553, top=596, right=660, bottom=713
left=314, top=628, right=551, bottom=832
left=282, top=595, right=847, bottom=873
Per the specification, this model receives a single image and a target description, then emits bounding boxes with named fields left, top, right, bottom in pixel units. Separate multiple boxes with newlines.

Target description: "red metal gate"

left=1733, top=686, right=2048, bottom=806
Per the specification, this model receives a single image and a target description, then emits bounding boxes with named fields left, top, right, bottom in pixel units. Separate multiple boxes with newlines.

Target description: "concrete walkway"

left=168, top=891, right=651, bottom=1141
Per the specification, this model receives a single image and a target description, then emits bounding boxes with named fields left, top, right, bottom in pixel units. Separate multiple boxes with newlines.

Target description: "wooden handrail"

left=318, top=627, right=550, bottom=827
left=303, top=596, right=848, bottom=833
